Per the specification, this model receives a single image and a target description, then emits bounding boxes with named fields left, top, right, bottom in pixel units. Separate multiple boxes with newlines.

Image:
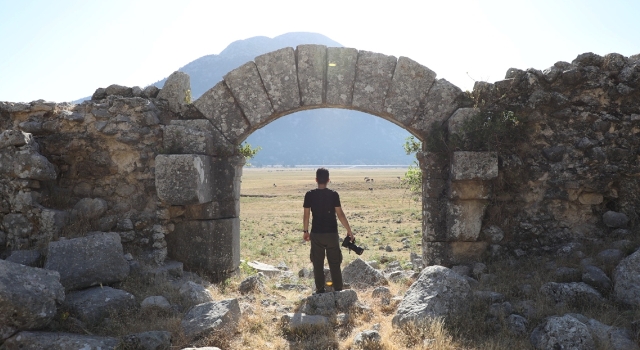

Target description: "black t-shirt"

left=303, top=188, right=341, bottom=233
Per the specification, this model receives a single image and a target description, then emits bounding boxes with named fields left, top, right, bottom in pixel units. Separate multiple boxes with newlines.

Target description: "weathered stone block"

left=184, top=199, right=239, bottom=220
left=13, top=150, right=57, bottom=180
left=352, top=51, right=397, bottom=115
left=255, top=47, right=300, bottom=113
left=447, top=108, right=479, bottom=136
left=449, top=180, right=490, bottom=200
left=422, top=241, right=488, bottom=266
left=411, top=79, right=463, bottom=135
left=157, top=71, right=191, bottom=114
left=423, top=178, right=446, bottom=198
left=185, top=156, right=243, bottom=219
left=167, top=218, right=240, bottom=279
left=65, top=286, right=136, bottom=325
left=446, top=200, right=488, bottom=241
left=0, top=130, right=31, bottom=149
left=155, top=154, right=213, bottom=205
left=450, top=151, right=498, bottom=180
left=578, top=192, right=603, bottom=205
left=418, top=152, right=449, bottom=179
left=326, top=47, right=358, bottom=106
left=384, top=57, right=436, bottom=125
left=44, top=232, right=130, bottom=291
left=422, top=198, right=447, bottom=241
left=163, top=120, right=217, bottom=156
left=193, top=81, right=250, bottom=143
left=0, top=260, right=65, bottom=340
left=224, top=62, right=274, bottom=128
left=2, top=332, right=119, bottom=350
left=182, top=299, right=240, bottom=340
left=296, top=44, right=327, bottom=106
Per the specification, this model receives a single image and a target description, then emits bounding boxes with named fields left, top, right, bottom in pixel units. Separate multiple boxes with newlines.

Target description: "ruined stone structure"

left=1, top=46, right=639, bottom=279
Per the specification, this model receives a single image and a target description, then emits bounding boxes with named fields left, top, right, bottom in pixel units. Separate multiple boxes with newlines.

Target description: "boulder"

left=119, top=331, right=172, bottom=350
left=353, top=329, right=382, bottom=347
left=371, top=286, right=391, bottom=299
left=581, top=265, right=611, bottom=293
left=104, top=84, right=133, bottom=97
left=540, top=282, right=603, bottom=306
left=342, top=258, right=388, bottom=289
left=280, top=313, right=329, bottom=330
left=157, top=71, right=191, bottom=113
left=6, top=249, right=41, bottom=267
left=247, top=261, right=282, bottom=277
left=506, top=314, right=528, bottom=336
left=530, top=315, right=595, bottom=350
left=392, top=266, right=471, bottom=328
left=64, top=286, right=136, bottom=325
left=613, top=248, right=640, bottom=306
left=596, top=248, right=625, bottom=268
left=0, top=260, right=65, bottom=340
left=142, top=85, right=160, bottom=98
left=179, top=281, right=213, bottom=308
left=584, top=318, right=639, bottom=350
left=603, top=211, right=629, bottom=228
left=44, top=232, right=130, bottom=291
left=181, top=299, right=240, bottom=340
left=1, top=331, right=119, bottom=349
left=301, top=290, right=359, bottom=316
left=238, top=275, right=265, bottom=295
left=0, top=130, right=31, bottom=149
left=141, top=296, right=172, bottom=312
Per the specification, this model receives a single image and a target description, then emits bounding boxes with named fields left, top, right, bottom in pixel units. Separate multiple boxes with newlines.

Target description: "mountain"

left=159, top=32, right=415, bottom=166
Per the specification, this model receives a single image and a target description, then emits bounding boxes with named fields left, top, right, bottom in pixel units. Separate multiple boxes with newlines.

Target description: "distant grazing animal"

left=370, top=179, right=374, bottom=182
left=273, top=184, right=277, bottom=187
left=369, top=187, right=373, bottom=191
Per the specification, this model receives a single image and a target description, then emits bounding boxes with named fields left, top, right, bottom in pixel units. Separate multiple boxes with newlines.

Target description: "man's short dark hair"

left=316, top=168, right=329, bottom=185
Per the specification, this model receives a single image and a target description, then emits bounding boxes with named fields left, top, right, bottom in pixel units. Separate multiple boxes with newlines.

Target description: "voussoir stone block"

left=224, top=62, right=274, bottom=128
left=446, top=200, right=489, bottom=241
left=155, top=154, right=213, bottom=205
left=297, top=44, right=327, bottom=106
left=352, top=51, right=397, bottom=115
left=44, top=232, right=130, bottom=291
left=193, top=81, right=250, bottom=143
left=411, top=79, right=463, bottom=135
left=167, top=218, right=240, bottom=279
left=326, top=47, right=358, bottom=106
left=255, top=47, right=300, bottom=113
left=450, top=151, right=498, bottom=180
left=447, top=108, right=479, bottom=136
left=384, top=56, right=436, bottom=126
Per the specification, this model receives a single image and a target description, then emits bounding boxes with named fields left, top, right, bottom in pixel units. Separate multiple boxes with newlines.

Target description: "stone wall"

left=1, top=47, right=639, bottom=278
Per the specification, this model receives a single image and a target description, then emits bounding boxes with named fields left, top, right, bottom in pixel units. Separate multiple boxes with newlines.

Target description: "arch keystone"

left=255, top=47, right=301, bottom=113
left=223, top=62, right=274, bottom=129
left=384, top=57, right=436, bottom=126
left=352, top=51, right=397, bottom=115
left=326, top=47, right=358, bottom=106
left=193, top=81, right=250, bottom=144
left=296, top=44, right=327, bottom=106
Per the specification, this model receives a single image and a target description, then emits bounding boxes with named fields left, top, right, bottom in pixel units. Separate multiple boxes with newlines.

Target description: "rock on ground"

left=613, top=248, right=640, bottom=306
left=64, top=286, right=137, bottom=325
left=238, top=275, right=265, bottom=295
left=280, top=313, right=329, bottom=330
left=119, top=331, right=172, bottom=350
left=584, top=317, right=639, bottom=350
left=342, top=258, right=388, bottom=289
left=44, top=232, right=130, bottom=291
left=581, top=265, right=611, bottom=293
left=301, top=290, right=359, bottom=316
left=530, top=315, right=595, bottom=350
left=141, top=296, right=172, bottom=312
left=6, top=250, right=41, bottom=267
left=181, top=299, right=240, bottom=340
left=179, top=281, right=214, bottom=307
left=540, top=282, right=603, bottom=306
left=1, top=331, right=119, bottom=350
left=392, top=266, right=471, bottom=328
left=0, top=260, right=65, bottom=340
left=353, top=329, right=382, bottom=347
left=247, top=261, right=282, bottom=277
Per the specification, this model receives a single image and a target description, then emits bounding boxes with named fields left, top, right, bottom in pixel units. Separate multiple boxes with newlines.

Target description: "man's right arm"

left=303, top=207, right=310, bottom=241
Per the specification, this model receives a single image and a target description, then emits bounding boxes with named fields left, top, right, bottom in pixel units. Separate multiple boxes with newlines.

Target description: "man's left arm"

left=303, top=207, right=310, bottom=241
left=335, top=207, right=354, bottom=241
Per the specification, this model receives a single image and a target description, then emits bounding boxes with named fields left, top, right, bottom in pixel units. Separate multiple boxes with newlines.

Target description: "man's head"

left=316, top=168, right=330, bottom=185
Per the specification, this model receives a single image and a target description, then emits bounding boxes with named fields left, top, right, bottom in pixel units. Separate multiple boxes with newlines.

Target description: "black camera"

left=342, top=235, right=364, bottom=255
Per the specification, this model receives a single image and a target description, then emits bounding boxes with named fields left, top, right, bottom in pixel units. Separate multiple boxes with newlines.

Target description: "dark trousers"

left=310, top=232, right=343, bottom=292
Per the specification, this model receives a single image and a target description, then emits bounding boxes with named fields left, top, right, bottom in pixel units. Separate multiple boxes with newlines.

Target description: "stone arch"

left=157, top=45, right=498, bottom=279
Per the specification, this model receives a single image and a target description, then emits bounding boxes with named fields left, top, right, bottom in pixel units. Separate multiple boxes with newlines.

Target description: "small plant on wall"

left=238, top=142, right=261, bottom=166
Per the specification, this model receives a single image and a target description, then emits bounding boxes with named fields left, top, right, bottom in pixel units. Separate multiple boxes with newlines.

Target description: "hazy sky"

left=1, top=0, right=639, bottom=103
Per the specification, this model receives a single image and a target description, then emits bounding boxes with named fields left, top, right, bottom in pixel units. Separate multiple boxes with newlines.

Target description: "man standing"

left=303, top=168, right=354, bottom=293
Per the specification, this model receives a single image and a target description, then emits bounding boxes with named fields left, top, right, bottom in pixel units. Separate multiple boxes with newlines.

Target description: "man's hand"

left=347, top=231, right=355, bottom=242
left=303, top=231, right=310, bottom=242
